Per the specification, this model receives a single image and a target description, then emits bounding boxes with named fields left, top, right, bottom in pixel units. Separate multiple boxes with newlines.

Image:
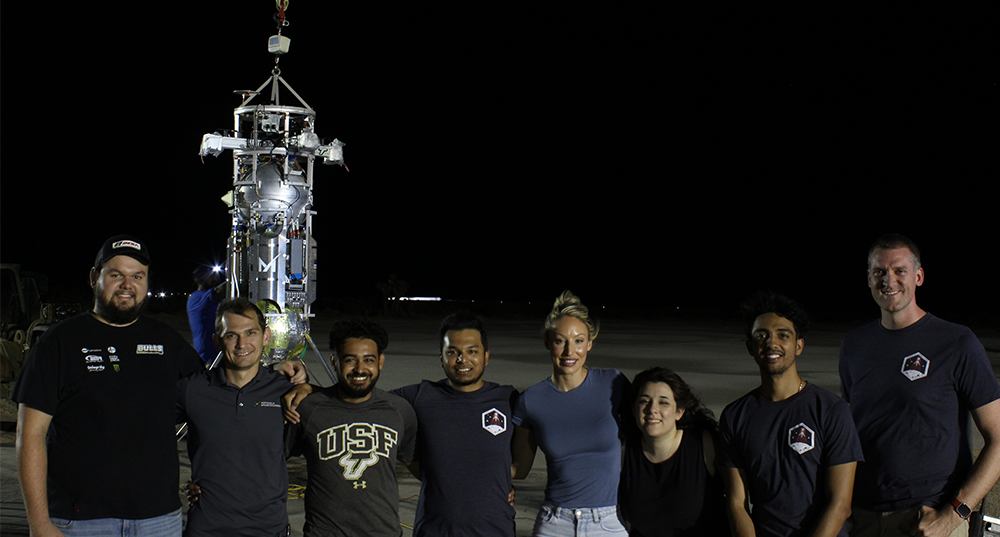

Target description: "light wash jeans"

left=532, top=505, right=626, bottom=536
left=50, top=508, right=182, bottom=537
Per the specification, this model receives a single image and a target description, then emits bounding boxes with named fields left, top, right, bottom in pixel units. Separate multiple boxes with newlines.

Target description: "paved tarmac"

left=2, top=314, right=998, bottom=536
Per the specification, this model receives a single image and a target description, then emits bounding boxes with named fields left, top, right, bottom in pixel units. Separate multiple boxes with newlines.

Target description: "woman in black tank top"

left=618, top=368, right=729, bottom=536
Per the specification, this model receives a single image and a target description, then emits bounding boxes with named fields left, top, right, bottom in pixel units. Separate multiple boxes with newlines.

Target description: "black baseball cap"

left=94, top=235, right=151, bottom=269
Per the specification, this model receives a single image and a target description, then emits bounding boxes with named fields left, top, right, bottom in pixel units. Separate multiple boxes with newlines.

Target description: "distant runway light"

left=397, top=296, right=441, bottom=302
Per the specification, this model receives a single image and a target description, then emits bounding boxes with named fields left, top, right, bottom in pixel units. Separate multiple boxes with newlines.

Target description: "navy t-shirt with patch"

left=392, top=380, right=518, bottom=537
left=720, top=383, right=863, bottom=537
left=840, top=314, right=1000, bottom=511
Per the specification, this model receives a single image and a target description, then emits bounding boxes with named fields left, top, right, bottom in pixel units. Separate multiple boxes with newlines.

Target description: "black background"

left=2, top=3, right=996, bottom=325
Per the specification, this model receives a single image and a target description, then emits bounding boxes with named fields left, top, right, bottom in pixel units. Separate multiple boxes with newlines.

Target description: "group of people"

left=11, top=232, right=999, bottom=537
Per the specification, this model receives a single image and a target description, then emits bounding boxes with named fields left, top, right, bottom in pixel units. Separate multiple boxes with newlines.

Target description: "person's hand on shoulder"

left=282, top=383, right=317, bottom=424
left=273, top=360, right=308, bottom=384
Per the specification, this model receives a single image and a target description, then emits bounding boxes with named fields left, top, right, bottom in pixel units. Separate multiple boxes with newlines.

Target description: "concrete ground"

left=2, top=315, right=998, bottom=536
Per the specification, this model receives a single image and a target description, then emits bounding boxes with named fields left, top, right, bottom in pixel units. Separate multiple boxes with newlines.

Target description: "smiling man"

left=284, top=318, right=417, bottom=537
left=176, top=298, right=301, bottom=537
left=14, top=235, right=204, bottom=537
left=390, top=311, right=531, bottom=537
left=720, top=291, right=863, bottom=537
left=840, top=234, right=1000, bottom=537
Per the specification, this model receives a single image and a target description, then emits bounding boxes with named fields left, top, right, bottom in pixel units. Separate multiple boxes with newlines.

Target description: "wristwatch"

left=951, top=498, right=972, bottom=520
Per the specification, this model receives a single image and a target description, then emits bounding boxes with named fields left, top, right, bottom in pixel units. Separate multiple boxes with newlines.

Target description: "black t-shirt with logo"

left=14, top=313, right=203, bottom=520
left=393, top=380, right=519, bottom=537
left=719, top=383, right=863, bottom=537
left=840, top=314, right=1000, bottom=511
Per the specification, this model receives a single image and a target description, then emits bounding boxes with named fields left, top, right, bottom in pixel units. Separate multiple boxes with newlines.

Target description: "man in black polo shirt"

left=177, top=297, right=301, bottom=537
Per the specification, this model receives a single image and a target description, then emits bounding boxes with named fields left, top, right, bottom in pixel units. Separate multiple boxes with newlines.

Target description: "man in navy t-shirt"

left=840, top=234, right=1000, bottom=537
left=721, top=291, right=863, bottom=537
left=392, top=311, right=533, bottom=537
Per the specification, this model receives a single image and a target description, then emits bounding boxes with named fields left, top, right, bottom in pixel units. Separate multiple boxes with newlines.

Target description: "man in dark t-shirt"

left=840, top=234, right=1000, bottom=537
left=720, top=291, right=863, bottom=537
left=14, top=235, right=204, bottom=537
left=285, top=318, right=417, bottom=537
left=391, top=311, right=533, bottom=537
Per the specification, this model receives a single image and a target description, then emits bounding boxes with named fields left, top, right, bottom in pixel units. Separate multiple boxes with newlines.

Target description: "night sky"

left=2, top=3, right=996, bottom=326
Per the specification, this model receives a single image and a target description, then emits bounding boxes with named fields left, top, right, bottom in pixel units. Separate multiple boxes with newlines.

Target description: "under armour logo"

left=353, top=481, right=367, bottom=489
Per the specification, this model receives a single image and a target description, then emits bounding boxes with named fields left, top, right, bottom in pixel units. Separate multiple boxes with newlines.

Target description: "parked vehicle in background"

left=1, top=263, right=82, bottom=398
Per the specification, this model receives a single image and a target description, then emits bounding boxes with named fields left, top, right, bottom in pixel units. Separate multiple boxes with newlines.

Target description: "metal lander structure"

left=198, top=2, right=342, bottom=379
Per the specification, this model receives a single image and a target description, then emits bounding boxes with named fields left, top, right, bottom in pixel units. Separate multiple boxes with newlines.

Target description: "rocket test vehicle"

left=198, top=2, right=343, bottom=379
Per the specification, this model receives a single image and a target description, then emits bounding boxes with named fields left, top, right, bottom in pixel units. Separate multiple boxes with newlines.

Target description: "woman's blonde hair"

left=543, top=290, right=599, bottom=343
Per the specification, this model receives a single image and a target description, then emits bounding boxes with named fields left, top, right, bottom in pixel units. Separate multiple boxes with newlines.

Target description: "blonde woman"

left=512, top=291, right=630, bottom=536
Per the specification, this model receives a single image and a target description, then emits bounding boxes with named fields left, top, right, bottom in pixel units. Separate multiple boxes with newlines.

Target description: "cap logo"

left=112, top=240, right=142, bottom=251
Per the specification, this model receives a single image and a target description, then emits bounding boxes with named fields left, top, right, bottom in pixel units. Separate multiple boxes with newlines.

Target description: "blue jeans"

left=532, top=505, right=626, bottom=536
left=51, top=508, right=182, bottom=537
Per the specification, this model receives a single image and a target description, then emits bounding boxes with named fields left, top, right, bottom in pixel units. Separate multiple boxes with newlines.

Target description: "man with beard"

left=14, top=235, right=204, bottom=536
left=284, top=318, right=417, bottom=537
left=720, top=291, right=863, bottom=537
left=390, top=311, right=532, bottom=537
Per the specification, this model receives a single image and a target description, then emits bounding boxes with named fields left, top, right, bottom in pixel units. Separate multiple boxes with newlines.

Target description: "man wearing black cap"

left=14, top=235, right=205, bottom=536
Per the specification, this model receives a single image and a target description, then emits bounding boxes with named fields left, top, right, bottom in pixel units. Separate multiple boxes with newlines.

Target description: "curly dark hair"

left=329, top=318, right=389, bottom=356
left=740, top=290, right=809, bottom=340
left=630, top=367, right=716, bottom=431
left=439, top=311, right=488, bottom=351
